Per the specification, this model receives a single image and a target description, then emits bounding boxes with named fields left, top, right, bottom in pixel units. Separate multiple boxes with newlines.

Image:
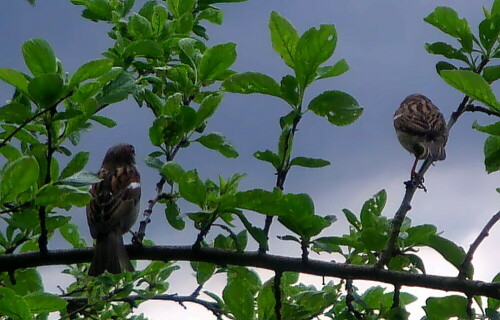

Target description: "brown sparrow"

left=394, top=94, right=448, bottom=178
left=86, top=144, right=141, bottom=276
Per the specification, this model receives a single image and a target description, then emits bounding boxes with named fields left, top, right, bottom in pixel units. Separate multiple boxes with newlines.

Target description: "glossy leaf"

left=425, top=42, right=468, bottom=62
left=57, top=171, right=101, bottom=187
left=485, top=135, right=500, bottom=173
left=222, top=72, right=281, bottom=97
left=199, top=43, right=237, bottom=82
left=193, top=262, right=216, bottom=285
left=236, top=212, right=268, bottom=251
left=236, top=188, right=283, bottom=216
left=440, top=70, right=500, bottom=111
left=28, top=74, right=63, bottom=108
left=196, top=93, right=222, bottom=126
left=223, top=278, right=255, bottom=320
left=269, top=11, right=299, bottom=68
left=0, top=103, right=32, bottom=124
left=0, top=287, right=32, bottom=320
left=24, top=292, right=67, bottom=314
left=59, top=151, right=89, bottom=179
left=91, top=115, right=117, bottom=128
left=308, top=90, right=363, bottom=126
left=69, top=59, right=113, bottom=88
left=161, top=162, right=186, bottom=184
left=294, top=24, right=337, bottom=89
left=97, top=71, right=136, bottom=105
left=483, top=65, right=500, bottom=84
left=360, top=189, right=387, bottom=228
left=124, top=40, right=164, bottom=59
left=128, top=13, right=153, bottom=39
left=253, top=150, right=281, bottom=169
left=424, top=295, right=469, bottom=319
left=424, top=7, right=473, bottom=51
left=59, top=222, right=85, bottom=248
left=22, top=38, right=57, bottom=76
left=316, top=58, right=349, bottom=80
left=179, top=170, right=206, bottom=207
left=280, top=75, right=299, bottom=106
left=426, top=235, right=466, bottom=270
left=289, top=156, right=330, bottom=168
left=0, top=68, right=29, bottom=95
left=195, top=133, right=239, bottom=158
left=0, top=156, right=39, bottom=203
left=472, top=121, right=500, bottom=135
left=165, top=201, right=185, bottom=230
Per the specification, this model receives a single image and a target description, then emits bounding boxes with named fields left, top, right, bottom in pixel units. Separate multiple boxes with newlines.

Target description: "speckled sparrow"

left=86, top=144, right=141, bottom=276
left=394, top=94, right=448, bottom=179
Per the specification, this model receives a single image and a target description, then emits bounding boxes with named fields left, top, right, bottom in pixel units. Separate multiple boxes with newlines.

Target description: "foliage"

left=0, top=0, right=499, bottom=319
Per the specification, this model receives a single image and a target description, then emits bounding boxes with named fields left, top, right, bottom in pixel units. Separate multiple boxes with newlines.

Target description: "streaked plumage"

left=87, top=144, right=141, bottom=276
left=394, top=94, right=448, bottom=177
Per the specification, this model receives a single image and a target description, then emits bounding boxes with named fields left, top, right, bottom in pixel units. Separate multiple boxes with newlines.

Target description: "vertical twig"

left=391, top=284, right=401, bottom=309
left=345, top=278, right=365, bottom=320
left=274, top=270, right=283, bottom=320
left=458, top=210, right=500, bottom=279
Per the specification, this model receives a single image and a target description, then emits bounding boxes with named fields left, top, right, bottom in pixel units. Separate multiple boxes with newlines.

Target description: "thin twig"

left=464, top=104, right=500, bottom=118
left=134, top=178, right=167, bottom=244
left=458, top=210, right=500, bottom=279
left=345, top=278, right=365, bottom=320
left=213, top=224, right=242, bottom=251
left=274, top=270, right=283, bottom=320
left=391, top=284, right=401, bottom=309
left=260, top=113, right=302, bottom=254
left=1, top=246, right=500, bottom=298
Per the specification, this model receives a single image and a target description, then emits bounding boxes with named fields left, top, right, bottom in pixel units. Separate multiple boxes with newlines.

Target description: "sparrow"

left=86, top=144, right=141, bottom=276
left=394, top=94, right=448, bottom=179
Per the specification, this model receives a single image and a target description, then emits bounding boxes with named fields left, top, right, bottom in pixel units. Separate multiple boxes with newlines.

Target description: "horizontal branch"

left=1, top=246, right=499, bottom=299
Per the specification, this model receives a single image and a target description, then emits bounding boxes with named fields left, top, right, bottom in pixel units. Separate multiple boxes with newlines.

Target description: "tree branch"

left=1, top=246, right=498, bottom=299
left=464, top=104, right=500, bottom=118
left=274, top=270, right=283, bottom=320
left=345, top=278, right=365, bottom=320
left=458, top=210, right=500, bottom=279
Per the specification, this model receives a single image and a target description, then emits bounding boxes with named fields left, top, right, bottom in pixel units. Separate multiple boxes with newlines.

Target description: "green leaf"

left=161, top=162, right=186, bottom=183
left=128, top=13, right=153, bottom=39
left=253, top=150, right=281, bottom=169
left=0, top=287, right=33, bottom=320
left=473, top=121, right=500, bottom=135
left=124, top=40, right=164, bottom=59
left=0, top=68, right=29, bottom=95
left=440, top=70, right=500, bottom=111
left=269, top=11, right=299, bottom=69
left=278, top=193, right=329, bottom=239
left=289, top=157, right=330, bottom=168
left=195, top=133, right=239, bottom=158
left=59, top=151, right=90, bottom=179
left=24, top=292, right=67, bottom=314
left=167, top=0, right=195, bottom=17
left=424, top=42, right=468, bottom=62
left=479, top=16, right=500, bottom=53
left=435, top=61, right=457, bottom=74
left=360, top=189, right=387, bottom=228
left=0, top=144, right=22, bottom=162
left=198, top=7, right=223, bottom=25
left=70, top=59, right=113, bottom=88
left=59, top=222, right=85, bottom=248
left=483, top=65, right=500, bottom=84
left=343, top=208, right=361, bottom=230
left=236, top=212, right=268, bottom=251
left=223, top=278, right=255, bottom=320
left=424, top=295, right=469, bottom=319
left=36, top=185, right=91, bottom=208
left=222, top=72, right=281, bottom=97
left=97, top=71, right=136, bottom=105
left=193, top=262, right=216, bottom=285
left=294, top=24, right=337, bottom=89
left=0, top=156, right=39, bottom=203
left=316, top=59, right=349, bottom=80
left=405, top=224, right=438, bottom=246
left=280, top=75, right=299, bottom=106
left=152, top=5, right=168, bottom=35
left=424, top=7, right=473, bottom=51
left=360, top=228, right=387, bottom=251
left=0, top=103, right=32, bottom=124
left=196, top=93, right=222, bottom=126
left=91, top=115, right=117, bottom=128
left=1, top=125, right=38, bottom=144
left=57, top=171, right=101, bottom=187
left=28, top=74, right=63, bottom=108
left=179, top=170, right=206, bottom=207
left=257, top=281, right=275, bottom=320
left=485, top=135, right=500, bottom=173
left=236, top=188, right=283, bottom=216
left=165, top=201, right=185, bottom=230
left=22, top=38, right=57, bottom=76
left=308, top=90, right=363, bottom=126
left=199, top=43, right=237, bottom=82
left=426, top=235, right=466, bottom=270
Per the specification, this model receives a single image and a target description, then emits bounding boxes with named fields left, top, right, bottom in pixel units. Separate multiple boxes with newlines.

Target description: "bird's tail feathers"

left=89, top=231, right=134, bottom=276
left=419, top=141, right=446, bottom=161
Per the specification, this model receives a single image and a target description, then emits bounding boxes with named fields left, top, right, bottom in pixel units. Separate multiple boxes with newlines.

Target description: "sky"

left=0, top=0, right=499, bottom=319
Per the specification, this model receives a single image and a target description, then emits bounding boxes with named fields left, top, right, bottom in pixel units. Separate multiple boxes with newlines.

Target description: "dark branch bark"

left=458, top=210, right=500, bottom=279
left=1, top=246, right=498, bottom=299
left=464, top=104, right=500, bottom=118
left=274, top=270, right=283, bottom=320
